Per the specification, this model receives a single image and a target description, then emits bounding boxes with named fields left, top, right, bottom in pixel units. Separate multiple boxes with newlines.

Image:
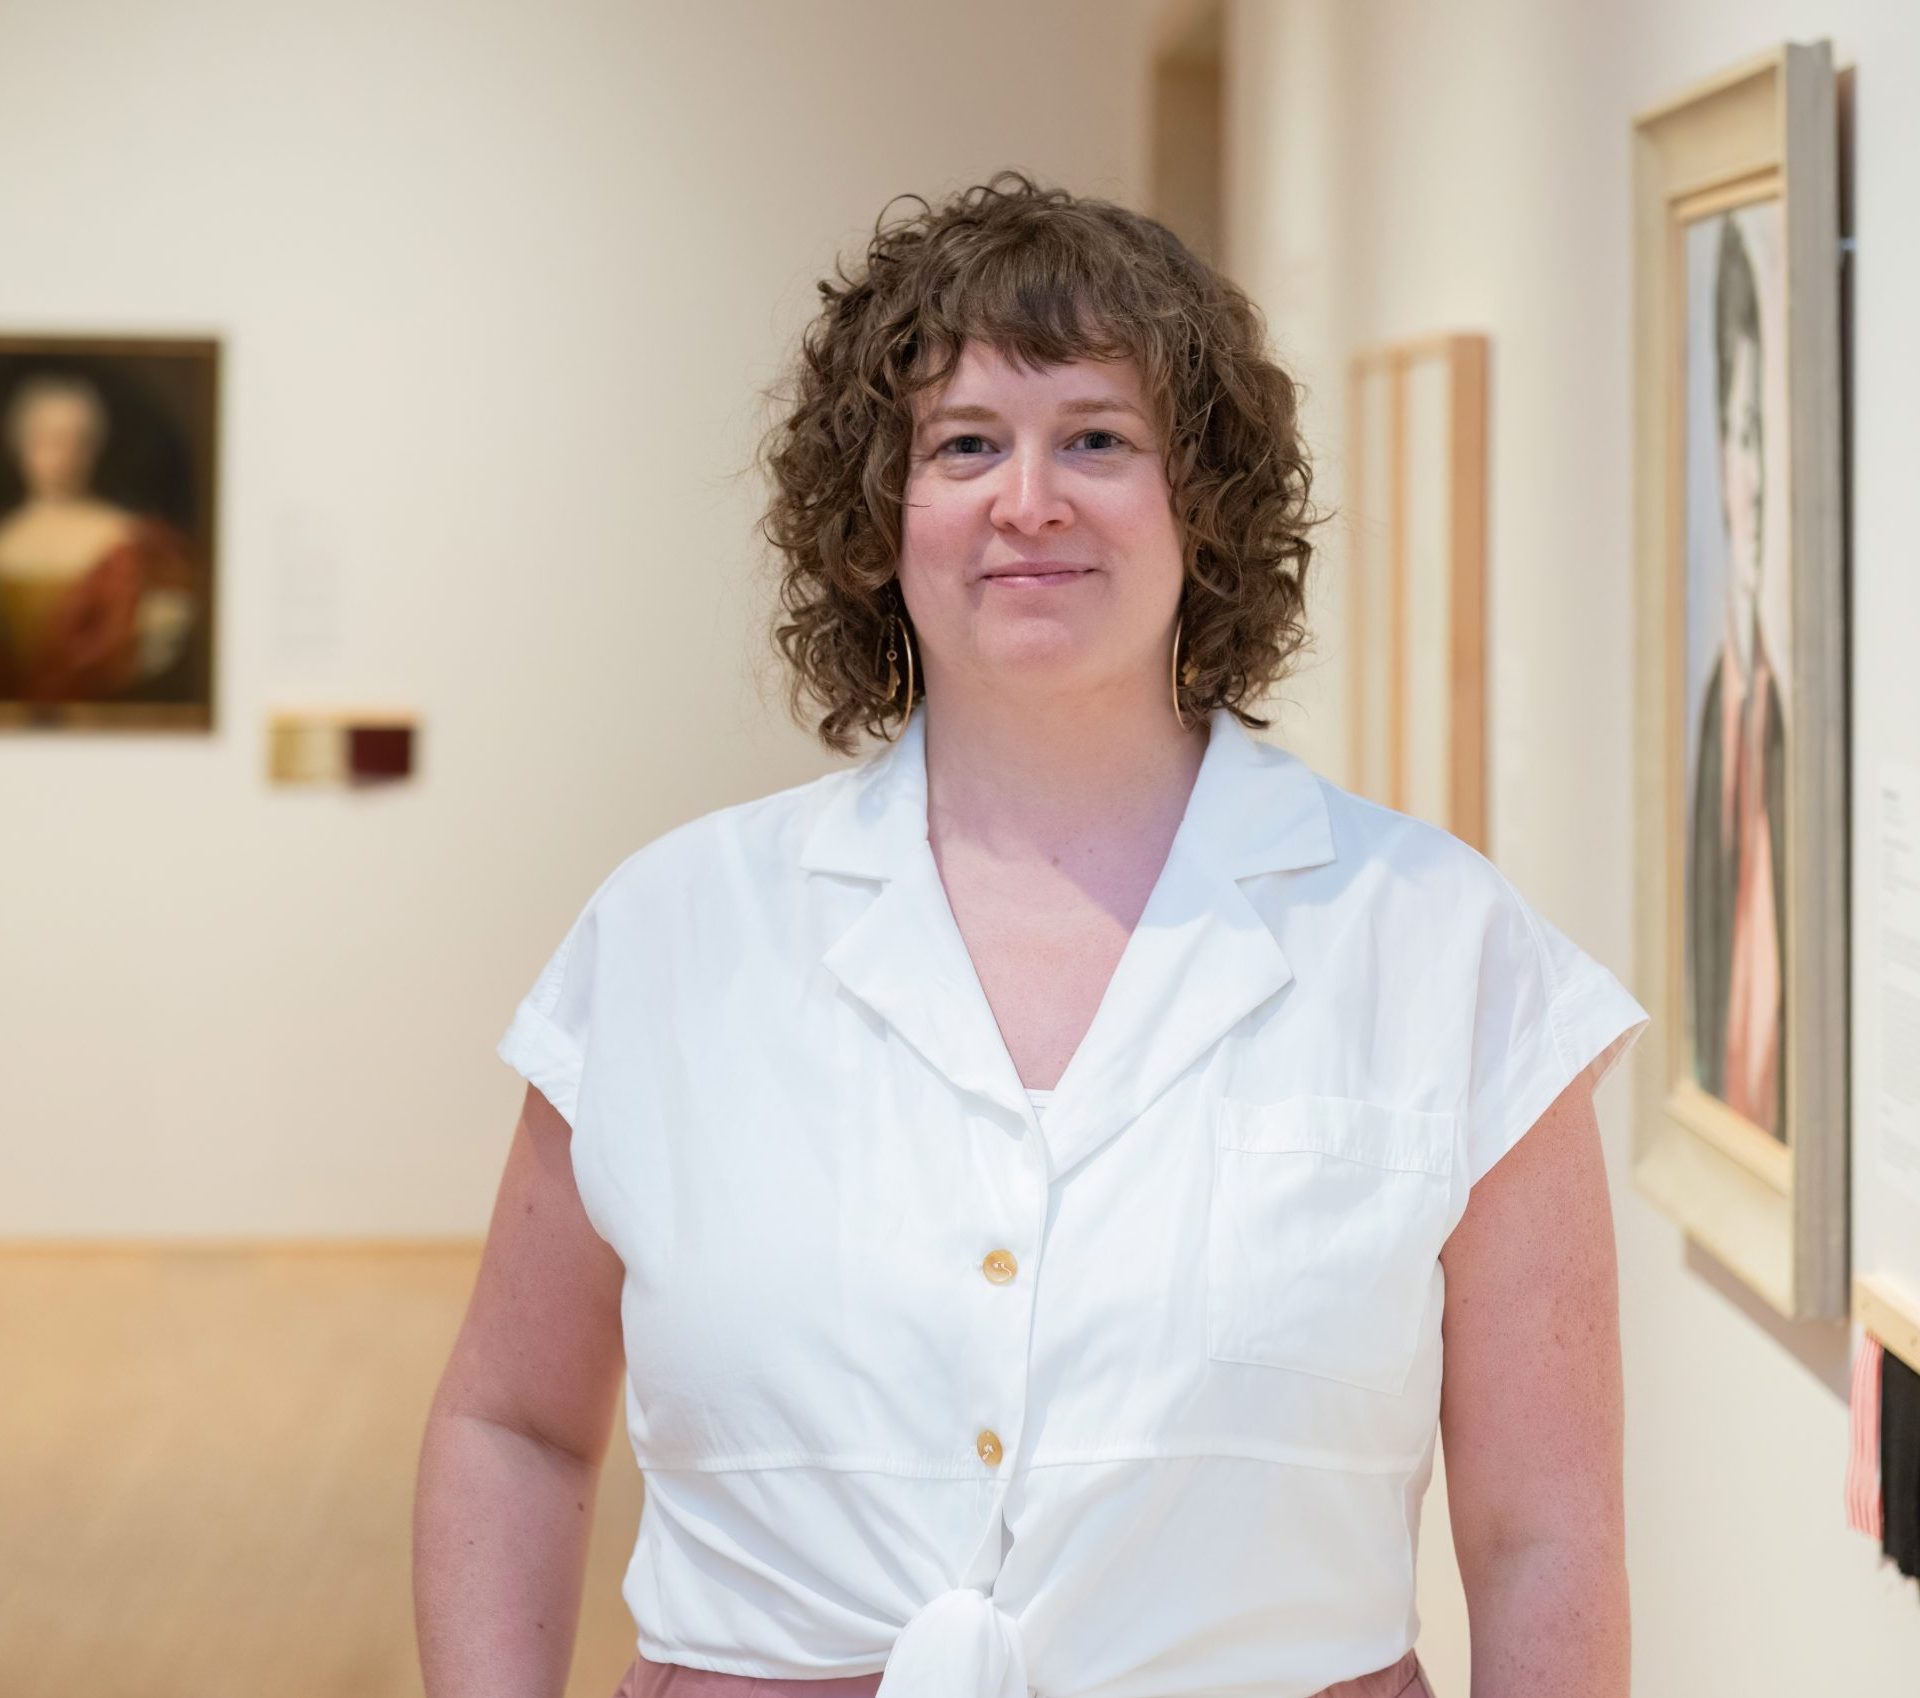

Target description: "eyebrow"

left=916, top=396, right=1149, bottom=429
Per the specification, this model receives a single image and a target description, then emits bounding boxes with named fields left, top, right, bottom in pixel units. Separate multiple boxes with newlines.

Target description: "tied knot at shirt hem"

left=872, top=1585, right=1028, bottom=1698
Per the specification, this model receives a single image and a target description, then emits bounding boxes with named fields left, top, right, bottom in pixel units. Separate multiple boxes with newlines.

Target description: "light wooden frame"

left=1346, top=333, right=1489, bottom=851
left=1629, top=42, right=1847, bottom=1320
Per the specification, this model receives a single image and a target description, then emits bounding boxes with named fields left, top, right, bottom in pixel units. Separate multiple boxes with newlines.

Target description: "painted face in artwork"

left=8, top=382, right=106, bottom=501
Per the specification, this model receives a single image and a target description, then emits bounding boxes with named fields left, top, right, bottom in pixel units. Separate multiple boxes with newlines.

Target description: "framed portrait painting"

left=1630, top=42, right=1847, bottom=1319
left=0, top=335, right=219, bottom=730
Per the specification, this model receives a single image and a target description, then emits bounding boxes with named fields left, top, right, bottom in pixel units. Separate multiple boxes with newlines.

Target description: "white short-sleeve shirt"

left=496, top=703, right=1650, bottom=1698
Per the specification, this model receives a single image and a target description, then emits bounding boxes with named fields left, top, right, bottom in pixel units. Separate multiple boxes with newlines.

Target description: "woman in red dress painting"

left=0, top=371, right=201, bottom=704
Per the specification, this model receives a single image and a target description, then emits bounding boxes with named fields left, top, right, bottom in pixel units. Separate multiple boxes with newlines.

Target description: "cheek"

left=1109, top=480, right=1186, bottom=571
left=899, top=479, right=976, bottom=570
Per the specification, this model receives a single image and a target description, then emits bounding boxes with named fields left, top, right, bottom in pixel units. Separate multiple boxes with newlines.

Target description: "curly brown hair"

left=752, top=169, right=1324, bottom=757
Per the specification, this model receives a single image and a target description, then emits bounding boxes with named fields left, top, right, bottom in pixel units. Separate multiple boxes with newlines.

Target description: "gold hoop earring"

left=1171, top=611, right=1195, bottom=730
left=878, top=610, right=916, bottom=742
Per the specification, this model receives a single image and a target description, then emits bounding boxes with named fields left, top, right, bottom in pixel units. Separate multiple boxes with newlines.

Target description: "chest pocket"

left=1206, top=1094, right=1458, bottom=1397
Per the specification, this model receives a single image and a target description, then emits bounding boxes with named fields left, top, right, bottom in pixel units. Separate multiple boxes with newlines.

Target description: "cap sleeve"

left=1465, top=871, right=1651, bottom=1187
left=496, top=884, right=605, bottom=1129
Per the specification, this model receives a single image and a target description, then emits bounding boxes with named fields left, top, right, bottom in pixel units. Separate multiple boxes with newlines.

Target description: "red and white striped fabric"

left=1845, top=1334, right=1884, bottom=1538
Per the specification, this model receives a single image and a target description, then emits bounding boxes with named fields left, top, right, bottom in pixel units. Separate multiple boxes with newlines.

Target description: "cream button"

left=976, top=1428, right=1004, bottom=1466
left=981, top=1248, right=1017, bottom=1283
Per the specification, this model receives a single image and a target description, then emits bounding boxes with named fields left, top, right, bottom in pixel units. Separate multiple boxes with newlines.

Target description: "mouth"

left=981, top=564, right=1096, bottom=588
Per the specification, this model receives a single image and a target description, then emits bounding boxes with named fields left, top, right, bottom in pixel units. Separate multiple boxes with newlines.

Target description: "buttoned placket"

left=955, top=1084, right=1051, bottom=1592
left=796, top=702, right=1339, bottom=1697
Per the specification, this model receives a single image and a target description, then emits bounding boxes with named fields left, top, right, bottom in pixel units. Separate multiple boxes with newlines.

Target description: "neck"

left=918, top=671, right=1209, bottom=866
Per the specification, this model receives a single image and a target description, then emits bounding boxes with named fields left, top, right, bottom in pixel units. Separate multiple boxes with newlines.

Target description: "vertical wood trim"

left=1447, top=336, right=1490, bottom=851
left=1387, top=355, right=1409, bottom=811
left=1349, top=359, right=1370, bottom=791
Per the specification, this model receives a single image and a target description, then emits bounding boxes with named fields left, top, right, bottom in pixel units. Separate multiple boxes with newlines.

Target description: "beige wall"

left=1226, top=1, right=1920, bottom=1692
left=0, top=0, right=1159, bottom=1237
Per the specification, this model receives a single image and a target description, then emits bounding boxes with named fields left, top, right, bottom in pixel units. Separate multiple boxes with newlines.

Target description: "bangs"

left=901, top=233, right=1169, bottom=411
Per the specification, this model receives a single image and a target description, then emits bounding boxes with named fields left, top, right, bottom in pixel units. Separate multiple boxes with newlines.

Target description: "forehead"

left=19, top=388, right=96, bottom=426
left=911, top=342, right=1149, bottom=422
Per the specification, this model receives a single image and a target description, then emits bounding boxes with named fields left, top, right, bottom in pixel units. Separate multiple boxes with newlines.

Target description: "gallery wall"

left=1222, top=1, right=1920, bottom=1692
left=0, top=0, right=1159, bottom=1236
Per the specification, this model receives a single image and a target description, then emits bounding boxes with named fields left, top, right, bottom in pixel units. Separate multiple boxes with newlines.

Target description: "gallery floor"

left=0, top=1245, right=645, bottom=1698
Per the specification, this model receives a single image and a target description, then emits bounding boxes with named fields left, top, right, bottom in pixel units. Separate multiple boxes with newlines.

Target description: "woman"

left=415, top=172, right=1649, bottom=1698
left=0, top=371, right=202, bottom=704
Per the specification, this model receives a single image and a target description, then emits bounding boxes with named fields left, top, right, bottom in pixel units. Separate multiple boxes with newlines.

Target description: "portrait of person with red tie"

left=1683, top=206, right=1789, bottom=1142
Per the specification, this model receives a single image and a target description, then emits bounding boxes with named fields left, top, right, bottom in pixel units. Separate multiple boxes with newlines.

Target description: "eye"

left=930, top=429, right=1132, bottom=457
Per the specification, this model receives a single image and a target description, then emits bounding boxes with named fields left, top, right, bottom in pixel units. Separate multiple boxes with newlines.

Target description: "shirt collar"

left=795, top=702, right=1336, bottom=1178
left=798, top=702, right=1335, bottom=884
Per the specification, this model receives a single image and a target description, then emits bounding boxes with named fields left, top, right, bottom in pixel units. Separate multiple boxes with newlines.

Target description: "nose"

left=988, top=441, right=1073, bottom=534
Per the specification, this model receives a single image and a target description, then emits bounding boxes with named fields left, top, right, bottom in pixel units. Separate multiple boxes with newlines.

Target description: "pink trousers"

left=613, top=1646, right=1436, bottom=1698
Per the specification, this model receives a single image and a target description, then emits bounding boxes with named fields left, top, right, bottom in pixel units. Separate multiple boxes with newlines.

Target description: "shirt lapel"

left=798, top=704, right=1337, bottom=1179
left=801, top=706, right=1033, bottom=1119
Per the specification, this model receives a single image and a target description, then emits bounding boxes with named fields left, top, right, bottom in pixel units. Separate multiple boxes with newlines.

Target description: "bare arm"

left=1438, top=1069, right=1629, bottom=1698
left=413, top=1083, right=628, bottom=1698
